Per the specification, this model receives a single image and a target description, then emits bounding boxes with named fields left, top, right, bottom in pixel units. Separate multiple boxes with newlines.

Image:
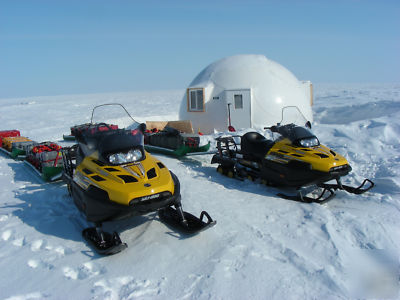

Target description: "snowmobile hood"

left=73, top=151, right=175, bottom=206
left=266, top=139, right=350, bottom=173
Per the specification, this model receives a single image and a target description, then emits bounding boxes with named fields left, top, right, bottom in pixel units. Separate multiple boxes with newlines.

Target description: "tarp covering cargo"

left=146, top=120, right=194, bottom=134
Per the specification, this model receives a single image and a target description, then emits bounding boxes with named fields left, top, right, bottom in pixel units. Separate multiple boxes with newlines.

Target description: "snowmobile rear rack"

left=215, top=135, right=240, bottom=158
left=61, top=145, right=77, bottom=179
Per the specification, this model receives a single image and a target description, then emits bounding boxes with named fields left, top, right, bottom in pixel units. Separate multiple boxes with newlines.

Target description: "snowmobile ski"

left=277, top=185, right=336, bottom=204
left=318, top=178, right=374, bottom=195
left=158, top=206, right=216, bottom=234
left=82, top=227, right=127, bottom=255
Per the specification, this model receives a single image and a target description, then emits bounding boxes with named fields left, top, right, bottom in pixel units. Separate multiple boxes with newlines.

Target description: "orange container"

left=2, top=136, right=32, bottom=151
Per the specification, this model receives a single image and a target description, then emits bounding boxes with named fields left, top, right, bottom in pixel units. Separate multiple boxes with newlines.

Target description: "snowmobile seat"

left=241, top=132, right=274, bottom=159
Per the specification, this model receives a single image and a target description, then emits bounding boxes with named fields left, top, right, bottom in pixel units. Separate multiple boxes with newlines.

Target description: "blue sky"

left=1, top=0, right=399, bottom=98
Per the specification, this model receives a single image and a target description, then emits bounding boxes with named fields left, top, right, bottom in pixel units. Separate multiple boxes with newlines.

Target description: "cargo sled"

left=144, top=120, right=211, bottom=157
left=25, top=142, right=63, bottom=182
left=0, top=130, right=36, bottom=159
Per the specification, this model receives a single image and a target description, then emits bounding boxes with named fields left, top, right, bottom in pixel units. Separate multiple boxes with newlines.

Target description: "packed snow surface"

left=0, top=84, right=399, bottom=299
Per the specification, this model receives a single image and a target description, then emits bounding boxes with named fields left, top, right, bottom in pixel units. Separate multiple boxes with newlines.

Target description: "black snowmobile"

left=211, top=106, right=374, bottom=203
left=62, top=104, right=215, bottom=255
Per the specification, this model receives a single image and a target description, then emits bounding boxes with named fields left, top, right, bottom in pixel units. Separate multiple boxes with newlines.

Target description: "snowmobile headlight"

left=299, top=137, right=319, bottom=147
left=126, top=149, right=143, bottom=162
left=108, top=149, right=143, bottom=164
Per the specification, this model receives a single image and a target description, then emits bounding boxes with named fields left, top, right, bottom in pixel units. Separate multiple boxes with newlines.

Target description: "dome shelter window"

left=187, top=88, right=205, bottom=112
left=234, top=94, right=243, bottom=109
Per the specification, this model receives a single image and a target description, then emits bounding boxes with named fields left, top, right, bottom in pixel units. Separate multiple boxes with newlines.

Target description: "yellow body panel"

left=74, top=151, right=175, bottom=206
left=266, top=138, right=349, bottom=172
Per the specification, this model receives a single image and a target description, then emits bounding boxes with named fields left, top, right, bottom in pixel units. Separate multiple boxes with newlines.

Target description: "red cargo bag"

left=0, top=130, right=21, bottom=147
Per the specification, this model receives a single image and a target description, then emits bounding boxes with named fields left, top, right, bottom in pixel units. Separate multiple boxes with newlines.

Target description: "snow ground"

left=0, top=84, right=399, bottom=299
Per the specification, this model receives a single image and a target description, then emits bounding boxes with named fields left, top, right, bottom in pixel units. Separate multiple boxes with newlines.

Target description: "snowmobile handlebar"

left=264, top=125, right=279, bottom=132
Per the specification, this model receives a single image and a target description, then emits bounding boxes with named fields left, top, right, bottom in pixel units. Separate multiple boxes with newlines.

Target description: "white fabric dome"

left=179, top=54, right=313, bottom=133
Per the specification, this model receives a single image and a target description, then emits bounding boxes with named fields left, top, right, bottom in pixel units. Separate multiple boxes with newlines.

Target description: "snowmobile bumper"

left=70, top=180, right=181, bottom=223
left=261, top=161, right=352, bottom=188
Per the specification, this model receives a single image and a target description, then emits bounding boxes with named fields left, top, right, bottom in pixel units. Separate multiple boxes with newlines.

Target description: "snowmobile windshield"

left=277, top=124, right=319, bottom=147
left=91, top=103, right=143, bottom=132
left=279, top=106, right=309, bottom=127
left=81, top=104, right=147, bottom=164
left=273, top=106, right=319, bottom=147
left=98, top=129, right=146, bottom=165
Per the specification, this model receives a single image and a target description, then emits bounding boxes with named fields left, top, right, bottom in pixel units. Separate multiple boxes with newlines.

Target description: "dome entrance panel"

left=225, top=89, right=251, bottom=130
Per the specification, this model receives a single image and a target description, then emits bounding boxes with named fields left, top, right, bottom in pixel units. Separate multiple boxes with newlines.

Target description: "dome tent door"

left=225, top=89, right=251, bottom=130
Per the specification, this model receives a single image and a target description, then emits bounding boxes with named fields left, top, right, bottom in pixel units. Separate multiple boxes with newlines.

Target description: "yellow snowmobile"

left=62, top=104, right=215, bottom=255
left=211, top=106, right=374, bottom=203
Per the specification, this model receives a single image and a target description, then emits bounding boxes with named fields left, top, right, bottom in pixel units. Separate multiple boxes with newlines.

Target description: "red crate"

left=0, top=130, right=20, bottom=147
left=70, top=123, right=118, bottom=136
left=26, top=142, right=63, bottom=170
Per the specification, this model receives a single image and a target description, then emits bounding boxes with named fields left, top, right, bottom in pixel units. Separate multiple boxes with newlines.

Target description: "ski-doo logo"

left=140, top=194, right=160, bottom=201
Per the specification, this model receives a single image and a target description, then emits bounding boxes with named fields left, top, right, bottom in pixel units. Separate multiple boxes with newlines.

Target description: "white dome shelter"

left=179, top=54, right=313, bottom=134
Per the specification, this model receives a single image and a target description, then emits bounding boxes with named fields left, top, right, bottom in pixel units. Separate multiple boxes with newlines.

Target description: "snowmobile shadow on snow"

left=6, top=183, right=154, bottom=258
left=5, top=160, right=154, bottom=256
left=173, top=156, right=282, bottom=199
left=5, top=184, right=83, bottom=243
left=80, top=214, right=155, bottom=258
left=6, top=161, right=53, bottom=185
